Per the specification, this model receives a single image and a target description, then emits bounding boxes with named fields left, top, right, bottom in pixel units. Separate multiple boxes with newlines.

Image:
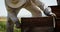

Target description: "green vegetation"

left=0, top=21, right=21, bottom=32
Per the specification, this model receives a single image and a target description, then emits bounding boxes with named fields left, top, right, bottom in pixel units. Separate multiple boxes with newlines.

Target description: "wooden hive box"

left=21, top=16, right=54, bottom=32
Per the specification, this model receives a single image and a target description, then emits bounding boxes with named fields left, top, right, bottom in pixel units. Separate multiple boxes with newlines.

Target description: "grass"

left=0, top=21, right=21, bottom=32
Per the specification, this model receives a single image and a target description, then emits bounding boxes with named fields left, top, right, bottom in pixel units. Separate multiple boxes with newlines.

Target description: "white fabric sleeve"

left=34, top=0, right=48, bottom=10
left=34, top=0, right=54, bottom=16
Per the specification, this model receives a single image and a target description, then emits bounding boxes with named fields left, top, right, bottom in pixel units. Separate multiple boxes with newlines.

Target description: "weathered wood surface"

left=51, top=6, right=60, bottom=18
left=21, top=16, right=54, bottom=32
left=50, top=6, right=60, bottom=32
left=57, top=0, right=60, bottom=5
left=21, top=16, right=53, bottom=27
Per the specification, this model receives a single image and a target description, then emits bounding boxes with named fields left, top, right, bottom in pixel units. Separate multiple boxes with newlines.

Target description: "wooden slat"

left=50, top=6, right=60, bottom=18
left=57, top=0, right=60, bottom=5
left=21, top=16, right=53, bottom=27
left=21, top=16, right=54, bottom=32
left=50, top=6, right=60, bottom=32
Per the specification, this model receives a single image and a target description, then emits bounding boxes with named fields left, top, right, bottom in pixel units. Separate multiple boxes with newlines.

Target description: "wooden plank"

left=50, top=6, right=60, bottom=32
left=21, top=16, right=54, bottom=32
left=21, top=16, right=53, bottom=27
left=50, top=6, right=60, bottom=18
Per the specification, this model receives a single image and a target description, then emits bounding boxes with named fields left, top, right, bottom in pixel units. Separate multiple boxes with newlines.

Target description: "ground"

left=0, top=17, right=21, bottom=32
